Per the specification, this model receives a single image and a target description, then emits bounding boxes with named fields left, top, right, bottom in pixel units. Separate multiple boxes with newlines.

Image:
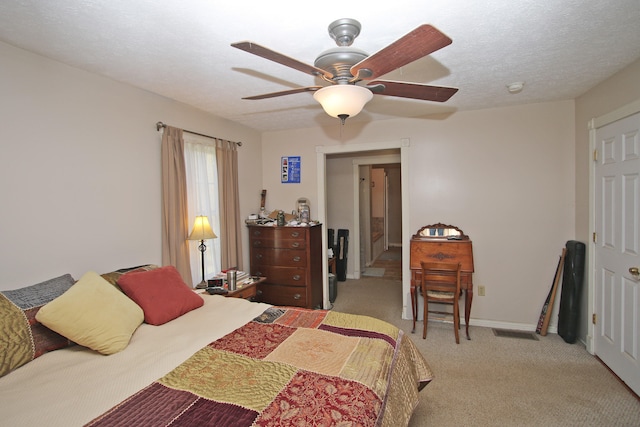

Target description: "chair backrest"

left=420, top=261, right=462, bottom=294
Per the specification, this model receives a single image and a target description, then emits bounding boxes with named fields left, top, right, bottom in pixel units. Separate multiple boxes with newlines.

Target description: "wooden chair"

left=420, top=261, right=462, bottom=343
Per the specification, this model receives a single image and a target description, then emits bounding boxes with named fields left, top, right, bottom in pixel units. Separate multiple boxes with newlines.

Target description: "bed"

left=0, top=266, right=432, bottom=426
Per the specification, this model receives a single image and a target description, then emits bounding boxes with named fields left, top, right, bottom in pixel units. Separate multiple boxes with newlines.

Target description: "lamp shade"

left=188, top=216, right=217, bottom=240
left=313, top=84, right=373, bottom=119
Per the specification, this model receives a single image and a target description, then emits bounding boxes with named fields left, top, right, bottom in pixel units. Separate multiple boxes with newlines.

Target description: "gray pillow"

left=1, top=274, right=76, bottom=377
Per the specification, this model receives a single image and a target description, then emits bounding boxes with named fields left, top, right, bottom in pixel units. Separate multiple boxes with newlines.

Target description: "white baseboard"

left=469, top=318, right=557, bottom=334
left=401, top=310, right=558, bottom=334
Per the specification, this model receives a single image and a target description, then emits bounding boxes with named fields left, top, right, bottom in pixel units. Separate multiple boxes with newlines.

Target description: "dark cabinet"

left=248, top=224, right=323, bottom=309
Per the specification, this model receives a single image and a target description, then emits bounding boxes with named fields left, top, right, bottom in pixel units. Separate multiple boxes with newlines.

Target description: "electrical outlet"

left=478, top=285, right=486, bottom=296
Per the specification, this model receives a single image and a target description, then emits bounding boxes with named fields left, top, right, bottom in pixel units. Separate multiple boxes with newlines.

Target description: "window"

left=184, top=134, right=221, bottom=286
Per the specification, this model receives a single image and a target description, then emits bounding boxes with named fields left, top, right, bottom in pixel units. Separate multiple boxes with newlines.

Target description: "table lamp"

left=188, top=215, right=217, bottom=289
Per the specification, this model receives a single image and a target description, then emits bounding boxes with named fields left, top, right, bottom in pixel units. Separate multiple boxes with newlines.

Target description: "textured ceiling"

left=1, top=0, right=639, bottom=132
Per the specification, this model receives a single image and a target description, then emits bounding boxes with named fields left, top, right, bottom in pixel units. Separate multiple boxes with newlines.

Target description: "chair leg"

left=453, top=298, right=460, bottom=344
left=422, top=296, right=428, bottom=339
left=411, top=286, right=416, bottom=333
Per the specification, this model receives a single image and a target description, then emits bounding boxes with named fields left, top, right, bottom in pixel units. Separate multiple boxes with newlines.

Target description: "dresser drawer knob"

left=255, top=271, right=262, bottom=276
left=256, top=254, right=263, bottom=259
left=253, top=230, right=262, bottom=236
left=291, top=242, right=300, bottom=248
left=293, top=293, right=301, bottom=300
left=290, top=232, right=300, bottom=238
left=253, top=241, right=262, bottom=247
left=292, top=256, right=301, bottom=262
left=293, top=275, right=301, bottom=281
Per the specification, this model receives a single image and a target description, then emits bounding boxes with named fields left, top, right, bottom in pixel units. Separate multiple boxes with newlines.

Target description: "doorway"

left=316, top=139, right=412, bottom=318
left=589, top=99, right=640, bottom=395
left=357, top=159, right=401, bottom=273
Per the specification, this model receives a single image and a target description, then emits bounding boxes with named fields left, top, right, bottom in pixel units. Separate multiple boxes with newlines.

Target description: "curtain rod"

left=156, top=121, right=242, bottom=146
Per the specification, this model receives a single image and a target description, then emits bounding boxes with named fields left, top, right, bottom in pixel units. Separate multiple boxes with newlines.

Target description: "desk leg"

left=464, top=289, right=472, bottom=340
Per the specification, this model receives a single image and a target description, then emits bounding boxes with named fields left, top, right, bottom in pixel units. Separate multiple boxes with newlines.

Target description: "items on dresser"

left=209, top=269, right=250, bottom=288
left=409, top=223, right=475, bottom=340
left=248, top=224, right=323, bottom=309
left=296, top=197, right=310, bottom=224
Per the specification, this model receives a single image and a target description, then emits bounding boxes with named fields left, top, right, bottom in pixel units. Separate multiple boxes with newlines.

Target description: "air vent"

left=492, top=329, right=538, bottom=340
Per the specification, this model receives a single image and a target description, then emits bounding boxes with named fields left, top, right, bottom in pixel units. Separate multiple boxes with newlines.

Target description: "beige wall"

left=4, top=35, right=637, bottom=332
left=574, top=58, right=640, bottom=341
left=0, top=41, right=262, bottom=289
left=262, top=101, right=576, bottom=328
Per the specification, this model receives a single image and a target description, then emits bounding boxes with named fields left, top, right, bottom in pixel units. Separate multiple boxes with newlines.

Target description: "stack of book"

left=212, top=270, right=251, bottom=286
left=235, top=271, right=250, bottom=284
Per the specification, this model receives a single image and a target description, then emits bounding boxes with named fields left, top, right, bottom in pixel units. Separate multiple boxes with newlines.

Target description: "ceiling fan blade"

left=242, top=86, right=323, bottom=100
left=232, top=41, right=334, bottom=80
left=368, top=80, right=458, bottom=102
left=351, top=25, right=452, bottom=80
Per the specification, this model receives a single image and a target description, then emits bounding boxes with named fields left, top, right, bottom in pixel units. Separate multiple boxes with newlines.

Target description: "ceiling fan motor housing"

left=314, top=47, right=368, bottom=82
left=316, top=18, right=370, bottom=83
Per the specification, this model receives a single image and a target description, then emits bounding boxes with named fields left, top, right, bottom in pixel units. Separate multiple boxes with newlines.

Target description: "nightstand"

left=225, top=277, right=266, bottom=300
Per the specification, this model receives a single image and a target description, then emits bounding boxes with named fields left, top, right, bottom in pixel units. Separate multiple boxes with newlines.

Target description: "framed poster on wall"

left=281, top=156, right=301, bottom=183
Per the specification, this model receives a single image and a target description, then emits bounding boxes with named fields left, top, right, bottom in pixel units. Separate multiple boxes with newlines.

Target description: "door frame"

left=587, top=98, right=640, bottom=354
left=316, top=139, right=411, bottom=313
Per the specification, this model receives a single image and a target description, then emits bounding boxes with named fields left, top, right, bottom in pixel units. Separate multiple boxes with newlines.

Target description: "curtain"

left=160, top=126, right=193, bottom=284
left=216, top=139, right=243, bottom=270
left=184, top=136, right=221, bottom=286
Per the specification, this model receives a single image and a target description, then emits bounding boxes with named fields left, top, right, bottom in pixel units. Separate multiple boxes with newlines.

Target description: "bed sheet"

left=0, top=296, right=270, bottom=426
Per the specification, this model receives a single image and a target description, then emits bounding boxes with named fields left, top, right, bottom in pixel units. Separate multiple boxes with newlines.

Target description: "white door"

left=359, top=165, right=371, bottom=270
left=384, top=173, right=389, bottom=251
left=594, top=110, right=640, bottom=395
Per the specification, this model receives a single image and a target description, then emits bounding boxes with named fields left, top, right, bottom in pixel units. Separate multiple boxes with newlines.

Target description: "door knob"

left=630, top=267, right=640, bottom=277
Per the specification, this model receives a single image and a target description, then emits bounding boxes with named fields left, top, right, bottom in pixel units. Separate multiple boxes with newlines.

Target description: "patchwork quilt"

left=87, top=307, right=432, bottom=427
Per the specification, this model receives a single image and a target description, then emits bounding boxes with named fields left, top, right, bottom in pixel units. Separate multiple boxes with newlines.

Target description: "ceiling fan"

left=231, top=18, right=458, bottom=124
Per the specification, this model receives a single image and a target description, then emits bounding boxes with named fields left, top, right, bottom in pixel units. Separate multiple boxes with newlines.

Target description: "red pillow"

left=117, top=266, right=203, bottom=325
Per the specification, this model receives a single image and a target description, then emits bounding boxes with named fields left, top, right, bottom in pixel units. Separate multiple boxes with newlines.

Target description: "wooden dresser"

left=247, top=224, right=323, bottom=309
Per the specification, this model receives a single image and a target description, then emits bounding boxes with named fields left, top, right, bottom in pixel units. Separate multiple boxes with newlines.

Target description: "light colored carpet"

left=377, top=250, right=402, bottom=261
left=362, top=267, right=385, bottom=277
left=331, top=277, right=640, bottom=426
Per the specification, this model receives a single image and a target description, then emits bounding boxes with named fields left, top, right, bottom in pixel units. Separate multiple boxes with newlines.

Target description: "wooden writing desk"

left=410, top=223, right=475, bottom=340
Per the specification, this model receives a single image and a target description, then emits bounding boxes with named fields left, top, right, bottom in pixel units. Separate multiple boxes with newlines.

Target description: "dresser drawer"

left=249, top=266, right=307, bottom=287
left=250, top=227, right=307, bottom=249
left=251, top=238, right=306, bottom=250
left=258, top=284, right=308, bottom=307
left=252, top=248, right=307, bottom=267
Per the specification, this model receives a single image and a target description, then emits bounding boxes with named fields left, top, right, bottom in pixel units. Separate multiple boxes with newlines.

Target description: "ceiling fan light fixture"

left=313, top=84, right=373, bottom=121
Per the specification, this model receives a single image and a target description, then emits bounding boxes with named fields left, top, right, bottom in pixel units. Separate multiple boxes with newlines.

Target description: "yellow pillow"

left=36, top=271, right=143, bottom=355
